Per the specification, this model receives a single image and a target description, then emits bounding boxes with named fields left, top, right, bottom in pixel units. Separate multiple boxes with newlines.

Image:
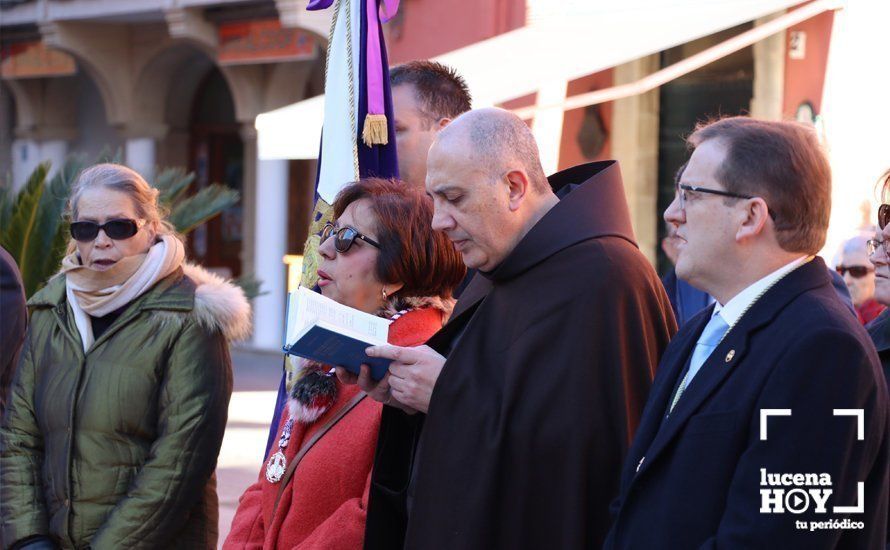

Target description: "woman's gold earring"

left=381, top=287, right=388, bottom=302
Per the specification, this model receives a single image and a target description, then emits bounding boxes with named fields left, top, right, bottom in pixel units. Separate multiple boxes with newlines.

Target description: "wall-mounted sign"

left=1, top=41, right=76, bottom=79
left=789, top=31, right=807, bottom=60
left=218, top=19, right=316, bottom=65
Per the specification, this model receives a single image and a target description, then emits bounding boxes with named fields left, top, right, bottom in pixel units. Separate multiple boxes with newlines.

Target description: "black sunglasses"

left=836, top=265, right=873, bottom=279
left=70, top=218, right=146, bottom=242
left=321, top=222, right=381, bottom=253
left=878, top=204, right=890, bottom=229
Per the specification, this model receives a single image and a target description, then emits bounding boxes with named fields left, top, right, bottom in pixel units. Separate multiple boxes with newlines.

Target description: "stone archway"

left=133, top=42, right=217, bottom=168
left=131, top=41, right=246, bottom=277
left=3, top=66, right=97, bottom=187
left=40, top=22, right=135, bottom=126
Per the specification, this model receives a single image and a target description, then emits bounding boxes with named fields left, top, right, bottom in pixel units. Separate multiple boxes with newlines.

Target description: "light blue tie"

left=687, top=312, right=730, bottom=383
left=669, top=311, right=730, bottom=412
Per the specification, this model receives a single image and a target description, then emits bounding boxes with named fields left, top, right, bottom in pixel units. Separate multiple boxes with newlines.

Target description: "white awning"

left=257, top=0, right=809, bottom=160
left=257, top=94, right=326, bottom=162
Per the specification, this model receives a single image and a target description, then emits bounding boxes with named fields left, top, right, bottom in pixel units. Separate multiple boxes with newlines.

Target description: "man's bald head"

left=426, top=108, right=560, bottom=272
left=435, top=108, right=550, bottom=194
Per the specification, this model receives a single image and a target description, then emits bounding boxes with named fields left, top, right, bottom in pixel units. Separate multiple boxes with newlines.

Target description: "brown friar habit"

left=363, top=161, right=678, bottom=550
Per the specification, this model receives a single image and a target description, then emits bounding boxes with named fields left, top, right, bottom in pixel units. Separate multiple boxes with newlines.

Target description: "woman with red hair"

left=224, top=178, right=465, bottom=549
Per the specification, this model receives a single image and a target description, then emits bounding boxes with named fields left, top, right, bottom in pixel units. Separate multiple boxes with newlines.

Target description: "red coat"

left=224, top=307, right=444, bottom=550
left=856, top=298, right=885, bottom=325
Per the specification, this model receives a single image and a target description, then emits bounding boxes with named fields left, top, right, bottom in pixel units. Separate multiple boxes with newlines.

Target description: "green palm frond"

left=49, top=155, right=87, bottom=198
left=232, top=274, right=266, bottom=298
left=0, top=185, right=12, bottom=235
left=42, top=157, right=84, bottom=225
left=2, top=162, right=48, bottom=260
left=30, top=157, right=86, bottom=292
left=39, top=221, right=71, bottom=287
left=95, top=147, right=124, bottom=165
left=154, top=168, right=195, bottom=207
left=168, top=184, right=240, bottom=235
left=1, top=163, right=49, bottom=296
left=17, top=158, right=83, bottom=296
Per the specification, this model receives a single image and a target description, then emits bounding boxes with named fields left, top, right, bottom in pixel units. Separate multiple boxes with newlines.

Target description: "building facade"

left=1, top=0, right=836, bottom=349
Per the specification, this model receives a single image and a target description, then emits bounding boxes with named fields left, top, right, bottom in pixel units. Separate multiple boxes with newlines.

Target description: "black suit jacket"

left=606, top=257, right=889, bottom=549
left=867, top=310, right=890, bottom=390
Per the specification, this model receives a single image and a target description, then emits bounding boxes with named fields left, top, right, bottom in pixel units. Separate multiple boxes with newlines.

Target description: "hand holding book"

left=283, top=287, right=392, bottom=380
left=364, top=344, right=446, bottom=414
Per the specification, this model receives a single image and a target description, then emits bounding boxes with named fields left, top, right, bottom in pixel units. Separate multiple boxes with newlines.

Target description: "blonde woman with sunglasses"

left=0, top=163, right=251, bottom=550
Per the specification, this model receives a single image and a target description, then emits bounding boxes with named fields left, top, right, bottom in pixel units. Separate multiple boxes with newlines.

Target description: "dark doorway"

left=287, top=159, right=317, bottom=255
left=656, top=23, right=754, bottom=276
left=189, top=67, right=243, bottom=278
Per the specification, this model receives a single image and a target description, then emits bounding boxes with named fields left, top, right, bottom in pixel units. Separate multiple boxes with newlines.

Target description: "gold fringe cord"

left=361, top=114, right=389, bottom=146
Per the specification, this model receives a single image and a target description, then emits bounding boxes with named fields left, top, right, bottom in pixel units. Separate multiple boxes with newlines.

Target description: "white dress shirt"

left=713, top=255, right=812, bottom=329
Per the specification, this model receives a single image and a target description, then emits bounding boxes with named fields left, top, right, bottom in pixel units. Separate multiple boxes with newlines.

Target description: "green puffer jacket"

left=0, top=263, right=251, bottom=550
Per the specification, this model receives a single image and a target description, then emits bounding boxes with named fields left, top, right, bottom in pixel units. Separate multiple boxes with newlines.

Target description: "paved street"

left=216, top=346, right=283, bottom=547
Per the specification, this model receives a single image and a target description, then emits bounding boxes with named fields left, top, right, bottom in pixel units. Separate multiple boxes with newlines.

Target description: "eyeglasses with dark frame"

left=320, top=222, right=381, bottom=253
left=70, top=218, right=146, bottom=242
left=867, top=238, right=890, bottom=258
left=675, top=183, right=777, bottom=221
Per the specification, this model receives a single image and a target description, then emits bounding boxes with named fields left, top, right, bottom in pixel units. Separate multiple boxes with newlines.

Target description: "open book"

left=283, top=286, right=392, bottom=380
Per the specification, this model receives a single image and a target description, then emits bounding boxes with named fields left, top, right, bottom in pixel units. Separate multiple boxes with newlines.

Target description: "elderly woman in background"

left=225, top=177, right=465, bottom=550
left=0, top=163, right=251, bottom=550
left=867, top=169, right=890, bottom=387
left=838, top=234, right=885, bottom=324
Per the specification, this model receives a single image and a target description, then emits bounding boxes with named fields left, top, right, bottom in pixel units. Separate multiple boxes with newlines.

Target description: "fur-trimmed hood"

left=182, top=262, right=252, bottom=342
left=383, top=294, right=456, bottom=323
left=32, top=261, right=253, bottom=343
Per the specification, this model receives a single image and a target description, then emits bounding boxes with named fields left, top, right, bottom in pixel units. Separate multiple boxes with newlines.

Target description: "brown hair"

left=688, top=117, right=831, bottom=254
left=332, top=178, right=466, bottom=299
left=390, top=60, right=472, bottom=127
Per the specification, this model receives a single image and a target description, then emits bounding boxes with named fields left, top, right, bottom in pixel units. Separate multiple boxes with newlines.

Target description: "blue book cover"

left=284, top=321, right=391, bottom=381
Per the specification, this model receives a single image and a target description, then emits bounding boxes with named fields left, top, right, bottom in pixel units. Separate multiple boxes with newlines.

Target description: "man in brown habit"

left=342, top=107, right=677, bottom=549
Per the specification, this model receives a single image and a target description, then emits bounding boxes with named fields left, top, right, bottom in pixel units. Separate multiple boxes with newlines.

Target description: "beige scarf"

left=61, top=234, right=185, bottom=351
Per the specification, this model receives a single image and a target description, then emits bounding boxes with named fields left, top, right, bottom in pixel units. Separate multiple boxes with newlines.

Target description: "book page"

left=283, top=291, right=304, bottom=347
left=286, top=286, right=390, bottom=346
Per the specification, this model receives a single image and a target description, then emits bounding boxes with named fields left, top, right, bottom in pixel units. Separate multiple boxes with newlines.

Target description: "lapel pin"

left=725, top=350, right=735, bottom=362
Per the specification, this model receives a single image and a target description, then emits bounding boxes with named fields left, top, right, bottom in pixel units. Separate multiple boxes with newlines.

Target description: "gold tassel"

left=362, top=114, right=389, bottom=146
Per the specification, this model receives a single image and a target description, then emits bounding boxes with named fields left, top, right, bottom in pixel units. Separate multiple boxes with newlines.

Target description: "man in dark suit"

left=606, top=117, right=889, bottom=549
